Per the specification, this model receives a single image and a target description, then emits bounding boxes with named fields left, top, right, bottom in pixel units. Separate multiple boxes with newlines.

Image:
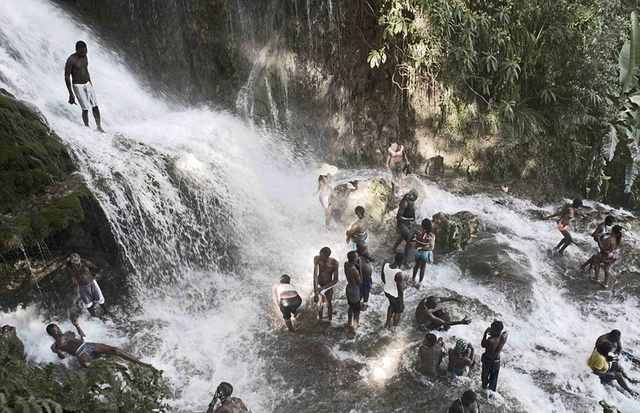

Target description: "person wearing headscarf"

left=447, top=338, right=475, bottom=379
left=56, top=253, right=111, bottom=319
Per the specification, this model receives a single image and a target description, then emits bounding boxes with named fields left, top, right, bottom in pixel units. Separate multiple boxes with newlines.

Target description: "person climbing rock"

left=206, top=382, right=252, bottom=413
left=543, top=198, right=583, bottom=255
left=46, top=323, right=150, bottom=370
left=448, top=390, right=480, bottom=413
left=344, top=251, right=362, bottom=332
left=416, top=333, right=444, bottom=381
left=346, top=206, right=369, bottom=251
left=415, top=296, right=471, bottom=330
left=356, top=241, right=374, bottom=308
left=386, top=142, right=410, bottom=194
left=596, top=330, right=640, bottom=366
left=588, top=340, right=637, bottom=395
left=57, top=253, right=111, bottom=319
left=448, top=339, right=475, bottom=379
left=392, top=189, right=418, bottom=268
left=580, top=215, right=615, bottom=273
left=315, top=164, right=337, bottom=229
left=313, top=247, right=339, bottom=321
left=382, top=253, right=405, bottom=329
left=65, top=41, right=104, bottom=132
left=411, top=218, right=435, bottom=284
left=481, top=320, right=508, bottom=392
left=271, top=274, right=302, bottom=332
left=589, top=225, right=623, bottom=288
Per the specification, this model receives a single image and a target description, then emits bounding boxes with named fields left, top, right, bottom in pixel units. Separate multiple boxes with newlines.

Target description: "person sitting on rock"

left=356, top=241, right=374, bottom=308
left=206, top=382, right=252, bottom=413
left=411, top=218, right=435, bottom=284
left=46, top=323, right=150, bottom=370
left=386, top=142, right=410, bottom=194
left=543, top=198, right=583, bottom=255
left=588, top=340, right=637, bottom=395
left=447, top=339, right=475, bottom=379
left=596, top=330, right=640, bottom=367
left=271, top=274, right=302, bottom=332
left=415, top=296, right=471, bottom=330
left=57, top=253, right=111, bottom=319
left=580, top=215, right=615, bottom=273
left=448, top=390, right=479, bottom=413
left=416, top=333, right=444, bottom=381
left=392, top=189, right=418, bottom=268
left=346, top=206, right=369, bottom=251
left=589, top=225, right=623, bottom=289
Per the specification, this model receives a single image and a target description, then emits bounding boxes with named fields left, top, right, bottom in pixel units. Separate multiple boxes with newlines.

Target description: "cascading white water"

left=2, top=1, right=640, bottom=412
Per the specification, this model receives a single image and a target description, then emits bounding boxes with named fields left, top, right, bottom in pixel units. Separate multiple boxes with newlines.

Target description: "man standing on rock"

left=356, top=241, right=374, bottom=308
left=65, top=41, right=104, bottom=132
left=382, top=253, right=405, bottom=329
left=392, top=189, right=418, bottom=268
left=344, top=251, right=362, bottom=332
left=346, top=206, right=369, bottom=251
left=57, top=253, right=111, bottom=319
left=386, top=142, right=410, bottom=194
left=313, top=247, right=339, bottom=321
left=481, top=320, right=508, bottom=392
left=415, top=296, right=471, bottom=330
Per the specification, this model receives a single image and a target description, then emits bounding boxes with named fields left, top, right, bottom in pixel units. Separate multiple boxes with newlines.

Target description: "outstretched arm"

left=438, top=297, right=461, bottom=304
left=83, top=260, right=98, bottom=271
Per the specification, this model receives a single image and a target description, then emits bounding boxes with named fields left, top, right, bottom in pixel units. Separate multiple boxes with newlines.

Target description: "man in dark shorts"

left=481, top=320, right=508, bottom=392
left=344, top=251, right=362, bottom=332
left=392, top=189, right=418, bottom=268
left=46, top=323, right=150, bottom=370
left=448, top=390, right=479, bottom=413
left=313, top=247, right=339, bottom=320
left=415, top=296, right=471, bottom=330
left=271, top=274, right=302, bottom=332
left=65, top=41, right=104, bottom=132
left=416, top=333, right=444, bottom=381
left=381, top=253, right=405, bottom=329
left=57, top=253, right=111, bottom=319
left=356, top=241, right=374, bottom=308
left=206, top=382, right=252, bottom=413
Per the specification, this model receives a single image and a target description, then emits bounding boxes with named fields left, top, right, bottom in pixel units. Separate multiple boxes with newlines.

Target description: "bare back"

left=417, top=344, right=442, bottom=376
left=216, top=398, right=252, bottom=413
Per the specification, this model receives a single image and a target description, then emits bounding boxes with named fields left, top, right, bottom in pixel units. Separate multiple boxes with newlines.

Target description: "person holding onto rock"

left=481, top=320, right=508, bottom=392
left=356, top=241, right=374, bottom=308
left=65, top=41, right=104, bottom=132
left=344, top=251, right=362, bottom=332
left=386, top=142, right=410, bottom=194
left=57, top=253, right=111, bottom=319
left=543, top=198, right=583, bottom=255
left=588, top=340, right=638, bottom=395
left=315, top=164, right=338, bottom=229
left=271, top=274, right=302, bottom=332
left=590, top=225, right=623, bottom=289
left=346, top=206, right=369, bottom=251
left=382, top=253, right=405, bottom=329
left=580, top=215, right=615, bottom=273
left=416, top=333, right=445, bottom=381
left=46, top=323, right=150, bottom=370
left=313, top=247, right=339, bottom=321
left=448, top=339, right=475, bottom=379
left=412, top=218, right=435, bottom=284
left=596, top=330, right=640, bottom=366
left=206, top=382, right=252, bottom=413
left=415, top=296, right=471, bottom=330
left=448, top=390, right=480, bottom=413
left=392, top=189, right=418, bottom=268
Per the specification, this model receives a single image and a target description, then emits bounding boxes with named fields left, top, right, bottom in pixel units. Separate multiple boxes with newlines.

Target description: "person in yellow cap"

left=315, top=164, right=338, bottom=229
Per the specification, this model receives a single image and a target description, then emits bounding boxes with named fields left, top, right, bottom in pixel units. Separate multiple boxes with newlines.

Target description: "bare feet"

left=589, top=277, right=600, bottom=283
left=600, top=282, right=610, bottom=289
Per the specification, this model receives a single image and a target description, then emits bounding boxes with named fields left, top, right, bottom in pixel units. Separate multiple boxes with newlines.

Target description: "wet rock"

left=292, top=341, right=337, bottom=371
left=0, top=325, right=25, bottom=364
left=332, top=178, right=393, bottom=230
left=424, top=156, right=444, bottom=178
left=432, top=211, right=479, bottom=253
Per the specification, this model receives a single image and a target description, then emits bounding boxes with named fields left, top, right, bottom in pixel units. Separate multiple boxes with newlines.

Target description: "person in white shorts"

left=57, top=253, right=111, bottom=319
left=65, top=40, right=104, bottom=132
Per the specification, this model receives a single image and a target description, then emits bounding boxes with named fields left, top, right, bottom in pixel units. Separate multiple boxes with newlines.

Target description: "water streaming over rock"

left=1, top=1, right=640, bottom=412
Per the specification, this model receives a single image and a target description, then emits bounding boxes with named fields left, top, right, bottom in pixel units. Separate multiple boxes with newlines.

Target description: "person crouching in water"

left=271, top=274, right=302, bottom=332
left=580, top=215, right=615, bottom=273
left=588, top=340, right=637, bottom=395
left=412, top=218, right=435, bottom=284
left=590, top=225, right=623, bottom=289
left=544, top=198, right=583, bottom=255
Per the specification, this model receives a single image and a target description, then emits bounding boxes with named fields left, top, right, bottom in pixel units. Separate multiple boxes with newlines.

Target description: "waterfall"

left=2, top=1, right=640, bottom=412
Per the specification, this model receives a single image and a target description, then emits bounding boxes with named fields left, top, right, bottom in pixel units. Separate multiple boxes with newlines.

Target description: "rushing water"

left=2, top=1, right=640, bottom=412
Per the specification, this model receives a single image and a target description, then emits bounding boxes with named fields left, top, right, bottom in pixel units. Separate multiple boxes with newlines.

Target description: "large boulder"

left=332, top=178, right=393, bottom=230
left=432, top=211, right=479, bottom=253
left=0, top=325, right=25, bottom=364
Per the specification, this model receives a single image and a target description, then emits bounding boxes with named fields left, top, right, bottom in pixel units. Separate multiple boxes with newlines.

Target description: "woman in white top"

left=381, top=253, right=405, bottom=329
left=271, top=274, right=302, bottom=332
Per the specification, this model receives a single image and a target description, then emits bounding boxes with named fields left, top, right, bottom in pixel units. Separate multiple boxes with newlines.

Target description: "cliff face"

left=0, top=89, right=128, bottom=310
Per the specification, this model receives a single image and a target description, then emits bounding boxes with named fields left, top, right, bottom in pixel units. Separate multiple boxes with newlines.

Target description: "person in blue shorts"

left=412, top=218, right=435, bottom=284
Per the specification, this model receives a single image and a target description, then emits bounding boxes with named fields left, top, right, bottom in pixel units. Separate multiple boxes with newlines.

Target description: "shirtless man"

left=448, top=390, right=479, bottom=413
left=415, top=296, right=471, bottom=330
left=416, top=333, right=444, bottom=381
left=65, top=41, right=104, bottom=132
left=448, top=339, right=475, bottom=379
left=344, top=251, right=363, bottom=331
left=313, top=247, right=339, bottom=320
left=580, top=216, right=615, bottom=273
left=412, top=218, right=435, bottom=284
left=386, top=142, right=410, bottom=194
left=356, top=241, right=374, bottom=307
left=596, top=330, right=640, bottom=366
left=392, top=189, right=418, bottom=268
left=381, top=253, right=405, bottom=329
left=481, top=320, right=508, bottom=392
left=544, top=198, right=583, bottom=255
left=346, top=206, right=369, bottom=251
left=206, top=382, right=252, bottom=413
left=58, top=253, right=111, bottom=319
left=46, top=323, right=149, bottom=370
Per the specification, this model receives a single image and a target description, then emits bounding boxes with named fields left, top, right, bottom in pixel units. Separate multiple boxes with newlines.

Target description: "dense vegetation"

left=369, top=0, right=640, bottom=203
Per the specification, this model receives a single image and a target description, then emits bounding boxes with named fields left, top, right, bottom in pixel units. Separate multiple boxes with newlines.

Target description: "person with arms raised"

left=481, top=320, right=508, bottom=392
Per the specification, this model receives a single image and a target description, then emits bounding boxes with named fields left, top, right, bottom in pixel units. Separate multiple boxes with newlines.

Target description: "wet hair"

left=75, top=41, right=87, bottom=51
left=425, top=296, right=438, bottom=309
left=320, top=247, right=331, bottom=257
left=461, top=390, right=477, bottom=405
left=597, top=340, right=614, bottom=356
left=46, top=324, right=57, bottom=336
left=572, top=198, right=583, bottom=208
left=279, top=274, right=290, bottom=284
left=216, top=382, right=233, bottom=398
left=347, top=251, right=358, bottom=263
left=407, top=189, right=418, bottom=201
left=394, top=252, right=405, bottom=264
left=421, top=218, right=432, bottom=232
left=612, top=225, right=623, bottom=244
left=425, top=333, right=437, bottom=346
left=609, top=329, right=621, bottom=341
left=491, top=320, right=504, bottom=334
left=355, top=206, right=365, bottom=216
left=604, top=215, right=615, bottom=226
